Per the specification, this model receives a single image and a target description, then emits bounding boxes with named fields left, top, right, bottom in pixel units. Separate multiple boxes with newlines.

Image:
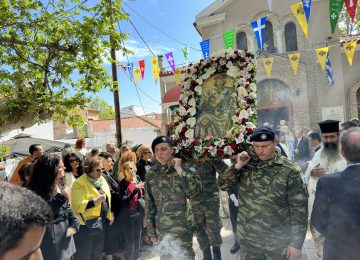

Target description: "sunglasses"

left=70, top=159, right=79, bottom=163
left=96, top=168, right=105, bottom=172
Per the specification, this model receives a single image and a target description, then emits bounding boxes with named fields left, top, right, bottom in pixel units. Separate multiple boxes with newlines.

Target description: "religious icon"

left=194, top=73, right=235, bottom=139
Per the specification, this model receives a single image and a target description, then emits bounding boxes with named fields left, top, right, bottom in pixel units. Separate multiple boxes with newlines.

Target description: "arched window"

left=264, top=21, right=274, bottom=50
left=285, top=22, right=298, bottom=52
left=236, top=31, right=248, bottom=50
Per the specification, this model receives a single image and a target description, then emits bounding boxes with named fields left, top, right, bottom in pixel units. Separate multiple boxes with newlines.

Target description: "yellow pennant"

left=315, top=47, right=329, bottom=71
left=134, top=67, right=140, bottom=86
left=343, top=41, right=357, bottom=66
left=288, top=52, right=301, bottom=76
left=151, top=57, right=160, bottom=84
left=174, top=67, right=182, bottom=86
left=263, top=57, right=274, bottom=79
left=290, top=2, right=308, bottom=38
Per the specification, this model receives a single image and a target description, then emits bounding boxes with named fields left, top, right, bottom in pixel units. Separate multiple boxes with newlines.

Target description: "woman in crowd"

left=18, top=162, right=32, bottom=188
left=135, top=144, right=153, bottom=182
left=29, top=154, right=79, bottom=260
left=75, top=138, right=87, bottom=158
left=63, top=152, right=84, bottom=190
left=71, top=156, right=112, bottom=260
left=113, top=144, right=131, bottom=180
left=118, top=161, right=145, bottom=260
left=118, top=150, right=137, bottom=181
left=98, top=152, right=121, bottom=260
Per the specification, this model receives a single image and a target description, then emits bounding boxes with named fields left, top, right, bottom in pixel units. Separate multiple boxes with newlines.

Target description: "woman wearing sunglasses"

left=63, top=152, right=84, bottom=189
left=71, top=156, right=112, bottom=260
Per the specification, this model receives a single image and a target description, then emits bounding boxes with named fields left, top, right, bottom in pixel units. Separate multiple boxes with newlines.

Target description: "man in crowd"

left=340, top=120, right=359, bottom=131
left=106, top=143, right=119, bottom=161
left=10, top=144, right=44, bottom=185
left=294, top=128, right=310, bottom=171
left=145, top=136, right=202, bottom=259
left=0, top=182, right=52, bottom=260
left=304, top=120, right=347, bottom=257
left=308, top=131, right=321, bottom=159
left=311, top=127, right=360, bottom=259
left=218, top=126, right=308, bottom=260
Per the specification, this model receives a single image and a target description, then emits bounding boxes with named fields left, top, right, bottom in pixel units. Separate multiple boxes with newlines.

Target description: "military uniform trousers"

left=239, top=239, right=288, bottom=260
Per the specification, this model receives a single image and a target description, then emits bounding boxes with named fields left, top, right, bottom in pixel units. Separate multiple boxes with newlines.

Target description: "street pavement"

left=141, top=217, right=321, bottom=260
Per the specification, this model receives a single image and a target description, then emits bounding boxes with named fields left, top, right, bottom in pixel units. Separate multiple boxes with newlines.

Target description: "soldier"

left=218, top=126, right=308, bottom=260
left=145, top=136, right=202, bottom=259
left=186, top=159, right=228, bottom=260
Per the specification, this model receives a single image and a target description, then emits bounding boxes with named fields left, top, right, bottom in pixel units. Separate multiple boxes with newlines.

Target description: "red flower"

left=174, top=121, right=180, bottom=126
left=204, top=150, right=209, bottom=156
left=246, top=98, right=253, bottom=104
left=183, top=148, right=190, bottom=155
left=241, top=118, right=248, bottom=124
left=182, top=137, right=187, bottom=141
left=231, top=143, right=237, bottom=150
left=247, top=128, right=254, bottom=134
left=192, top=139, right=200, bottom=146
left=205, top=142, right=211, bottom=147
left=217, top=149, right=224, bottom=156
left=183, top=115, right=189, bottom=121
left=182, top=127, right=188, bottom=132
left=179, top=100, right=183, bottom=105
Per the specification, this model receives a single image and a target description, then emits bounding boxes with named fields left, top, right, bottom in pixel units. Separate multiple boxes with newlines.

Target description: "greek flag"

left=325, top=53, right=335, bottom=86
left=251, top=16, right=267, bottom=51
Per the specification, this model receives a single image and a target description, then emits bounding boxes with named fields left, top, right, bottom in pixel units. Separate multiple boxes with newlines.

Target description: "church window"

left=236, top=31, right=248, bottom=50
left=285, top=22, right=298, bottom=52
left=264, top=21, right=275, bottom=50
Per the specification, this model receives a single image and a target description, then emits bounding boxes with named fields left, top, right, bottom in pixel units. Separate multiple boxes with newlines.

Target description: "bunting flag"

left=200, top=39, right=210, bottom=59
left=329, top=0, right=344, bottom=34
left=263, top=57, right=274, bottom=78
left=134, top=67, right=140, bottom=86
left=301, top=0, right=312, bottom=23
left=343, top=41, right=357, bottom=66
left=118, top=64, right=127, bottom=71
left=288, top=52, right=301, bottom=75
left=344, top=0, right=358, bottom=22
left=251, top=16, right=267, bottom=51
left=182, top=47, right=189, bottom=64
left=223, top=29, right=235, bottom=49
left=127, top=62, right=133, bottom=81
left=325, top=53, right=335, bottom=86
left=151, top=56, right=160, bottom=84
left=268, top=0, right=272, bottom=11
left=315, top=47, right=329, bottom=71
left=174, top=67, right=182, bottom=86
left=290, top=2, right=308, bottom=38
left=139, top=60, right=145, bottom=79
left=165, top=52, right=176, bottom=73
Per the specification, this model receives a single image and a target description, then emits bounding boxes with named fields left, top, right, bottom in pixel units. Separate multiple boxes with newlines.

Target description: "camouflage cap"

left=250, top=126, right=275, bottom=142
left=151, top=136, right=173, bottom=152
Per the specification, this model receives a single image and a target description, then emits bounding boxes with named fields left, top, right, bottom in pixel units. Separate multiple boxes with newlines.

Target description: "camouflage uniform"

left=185, top=159, right=228, bottom=254
left=145, top=162, right=202, bottom=260
left=218, top=149, right=308, bottom=260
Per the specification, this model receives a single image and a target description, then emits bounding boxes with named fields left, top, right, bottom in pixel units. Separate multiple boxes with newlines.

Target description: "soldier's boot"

left=202, top=247, right=212, bottom=260
left=212, top=246, right=222, bottom=260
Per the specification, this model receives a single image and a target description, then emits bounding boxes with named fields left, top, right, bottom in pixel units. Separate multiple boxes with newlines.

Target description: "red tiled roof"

left=91, top=116, right=161, bottom=132
left=340, top=34, right=360, bottom=45
left=162, top=86, right=183, bottom=104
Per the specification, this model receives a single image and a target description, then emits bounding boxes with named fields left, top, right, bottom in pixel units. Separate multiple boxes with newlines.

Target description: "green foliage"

left=88, top=96, right=115, bottom=119
left=0, top=145, right=10, bottom=159
left=338, top=2, right=360, bottom=35
left=0, top=0, right=129, bottom=128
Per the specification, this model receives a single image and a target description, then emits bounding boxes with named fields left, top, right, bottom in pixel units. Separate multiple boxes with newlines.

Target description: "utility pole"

left=109, top=0, right=122, bottom=147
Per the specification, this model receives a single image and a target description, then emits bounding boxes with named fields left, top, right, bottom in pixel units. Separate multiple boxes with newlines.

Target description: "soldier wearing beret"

left=144, top=136, right=202, bottom=259
left=218, top=126, right=308, bottom=260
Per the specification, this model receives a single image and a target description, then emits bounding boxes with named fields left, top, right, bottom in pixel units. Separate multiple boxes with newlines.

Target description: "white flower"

left=232, top=115, right=239, bottom=123
left=224, top=146, right=233, bottom=155
left=188, top=98, right=196, bottom=107
left=246, top=122, right=255, bottom=129
left=178, top=106, right=187, bottom=116
left=249, top=92, right=257, bottom=99
left=196, top=78, right=203, bottom=85
left=185, top=129, right=194, bottom=138
left=238, top=87, right=248, bottom=97
left=239, top=109, right=249, bottom=119
left=235, top=133, right=245, bottom=144
left=186, top=117, right=196, bottom=127
left=194, top=85, right=202, bottom=95
left=188, top=107, right=196, bottom=116
left=227, top=66, right=240, bottom=78
left=175, top=125, right=182, bottom=135
left=249, top=83, right=257, bottom=92
left=214, top=139, right=225, bottom=147
left=209, top=146, right=217, bottom=156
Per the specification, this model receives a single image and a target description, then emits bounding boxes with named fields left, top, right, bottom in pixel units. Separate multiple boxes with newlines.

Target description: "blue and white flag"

left=200, top=39, right=210, bottom=59
left=325, top=53, right=335, bottom=86
left=301, top=0, right=312, bottom=23
left=127, top=62, right=133, bottom=80
left=251, top=16, right=267, bottom=51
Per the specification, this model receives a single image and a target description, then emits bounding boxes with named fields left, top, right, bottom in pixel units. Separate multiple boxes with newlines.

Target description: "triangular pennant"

left=134, top=67, right=140, bottom=86
left=290, top=2, right=308, bottom=38
left=343, top=41, right=357, bottom=66
left=127, top=62, right=133, bottom=81
left=263, top=57, right=274, bottom=78
left=165, top=52, right=176, bottom=73
left=139, top=60, right=145, bottom=80
left=315, top=47, right=329, bottom=71
left=118, top=64, right=127, bottom=71
left=151, top=56, right=159, bottom=84
left=200, top=39, right=210, bottom=59
left=174, top=68, right=182, bottom=86
left=301, top=0, right=312, bottom=23
left=182, top=47, right=189, bottom=64
left=251, top=16, right=267, bottom=51
left=288, top=52, right=301, bottom=75
left=344, top=0, right=358, bottom=22
left=329, top=0, right=344, bottom=34
left=223, top=29, right=235, bottom=49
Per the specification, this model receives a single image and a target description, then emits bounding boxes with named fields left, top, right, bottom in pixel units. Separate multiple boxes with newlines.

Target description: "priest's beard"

left=323, top=140, right=340, bottom=161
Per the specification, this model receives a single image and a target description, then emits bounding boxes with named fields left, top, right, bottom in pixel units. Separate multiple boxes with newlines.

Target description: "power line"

left=122, top=1, right=201, bottom=52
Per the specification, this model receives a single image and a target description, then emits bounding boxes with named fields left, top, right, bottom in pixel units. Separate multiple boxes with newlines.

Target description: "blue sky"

left=97, top=0, right=214, bottom=114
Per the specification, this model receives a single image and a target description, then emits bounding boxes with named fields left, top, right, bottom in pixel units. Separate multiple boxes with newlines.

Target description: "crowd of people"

left=1, top=118, right=360, bottom=260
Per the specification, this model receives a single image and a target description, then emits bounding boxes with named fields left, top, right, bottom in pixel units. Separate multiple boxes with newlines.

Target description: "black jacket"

left=294, top=136, right=310, bottom=162
left=311, top=164, right=360, bottom=260
left=102, top=171, right=120, bottom=216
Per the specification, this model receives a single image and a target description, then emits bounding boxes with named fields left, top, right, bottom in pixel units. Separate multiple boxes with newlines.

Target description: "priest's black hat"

left=318, top=120, right=340, bottom=133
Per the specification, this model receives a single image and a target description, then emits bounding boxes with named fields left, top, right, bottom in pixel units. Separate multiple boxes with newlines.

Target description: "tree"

left=88, top=96, right=115, bottom=119
left=338, top=2, right=360, bottom=36
left=0, top=0, right=129, bottom=131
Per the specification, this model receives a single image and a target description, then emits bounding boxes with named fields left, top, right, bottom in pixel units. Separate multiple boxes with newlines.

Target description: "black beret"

left=151, top=136, right=173, bottom=152
left=318, top=120, right=340, bottom=133
left=250, top=126, right=275, bottom=142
